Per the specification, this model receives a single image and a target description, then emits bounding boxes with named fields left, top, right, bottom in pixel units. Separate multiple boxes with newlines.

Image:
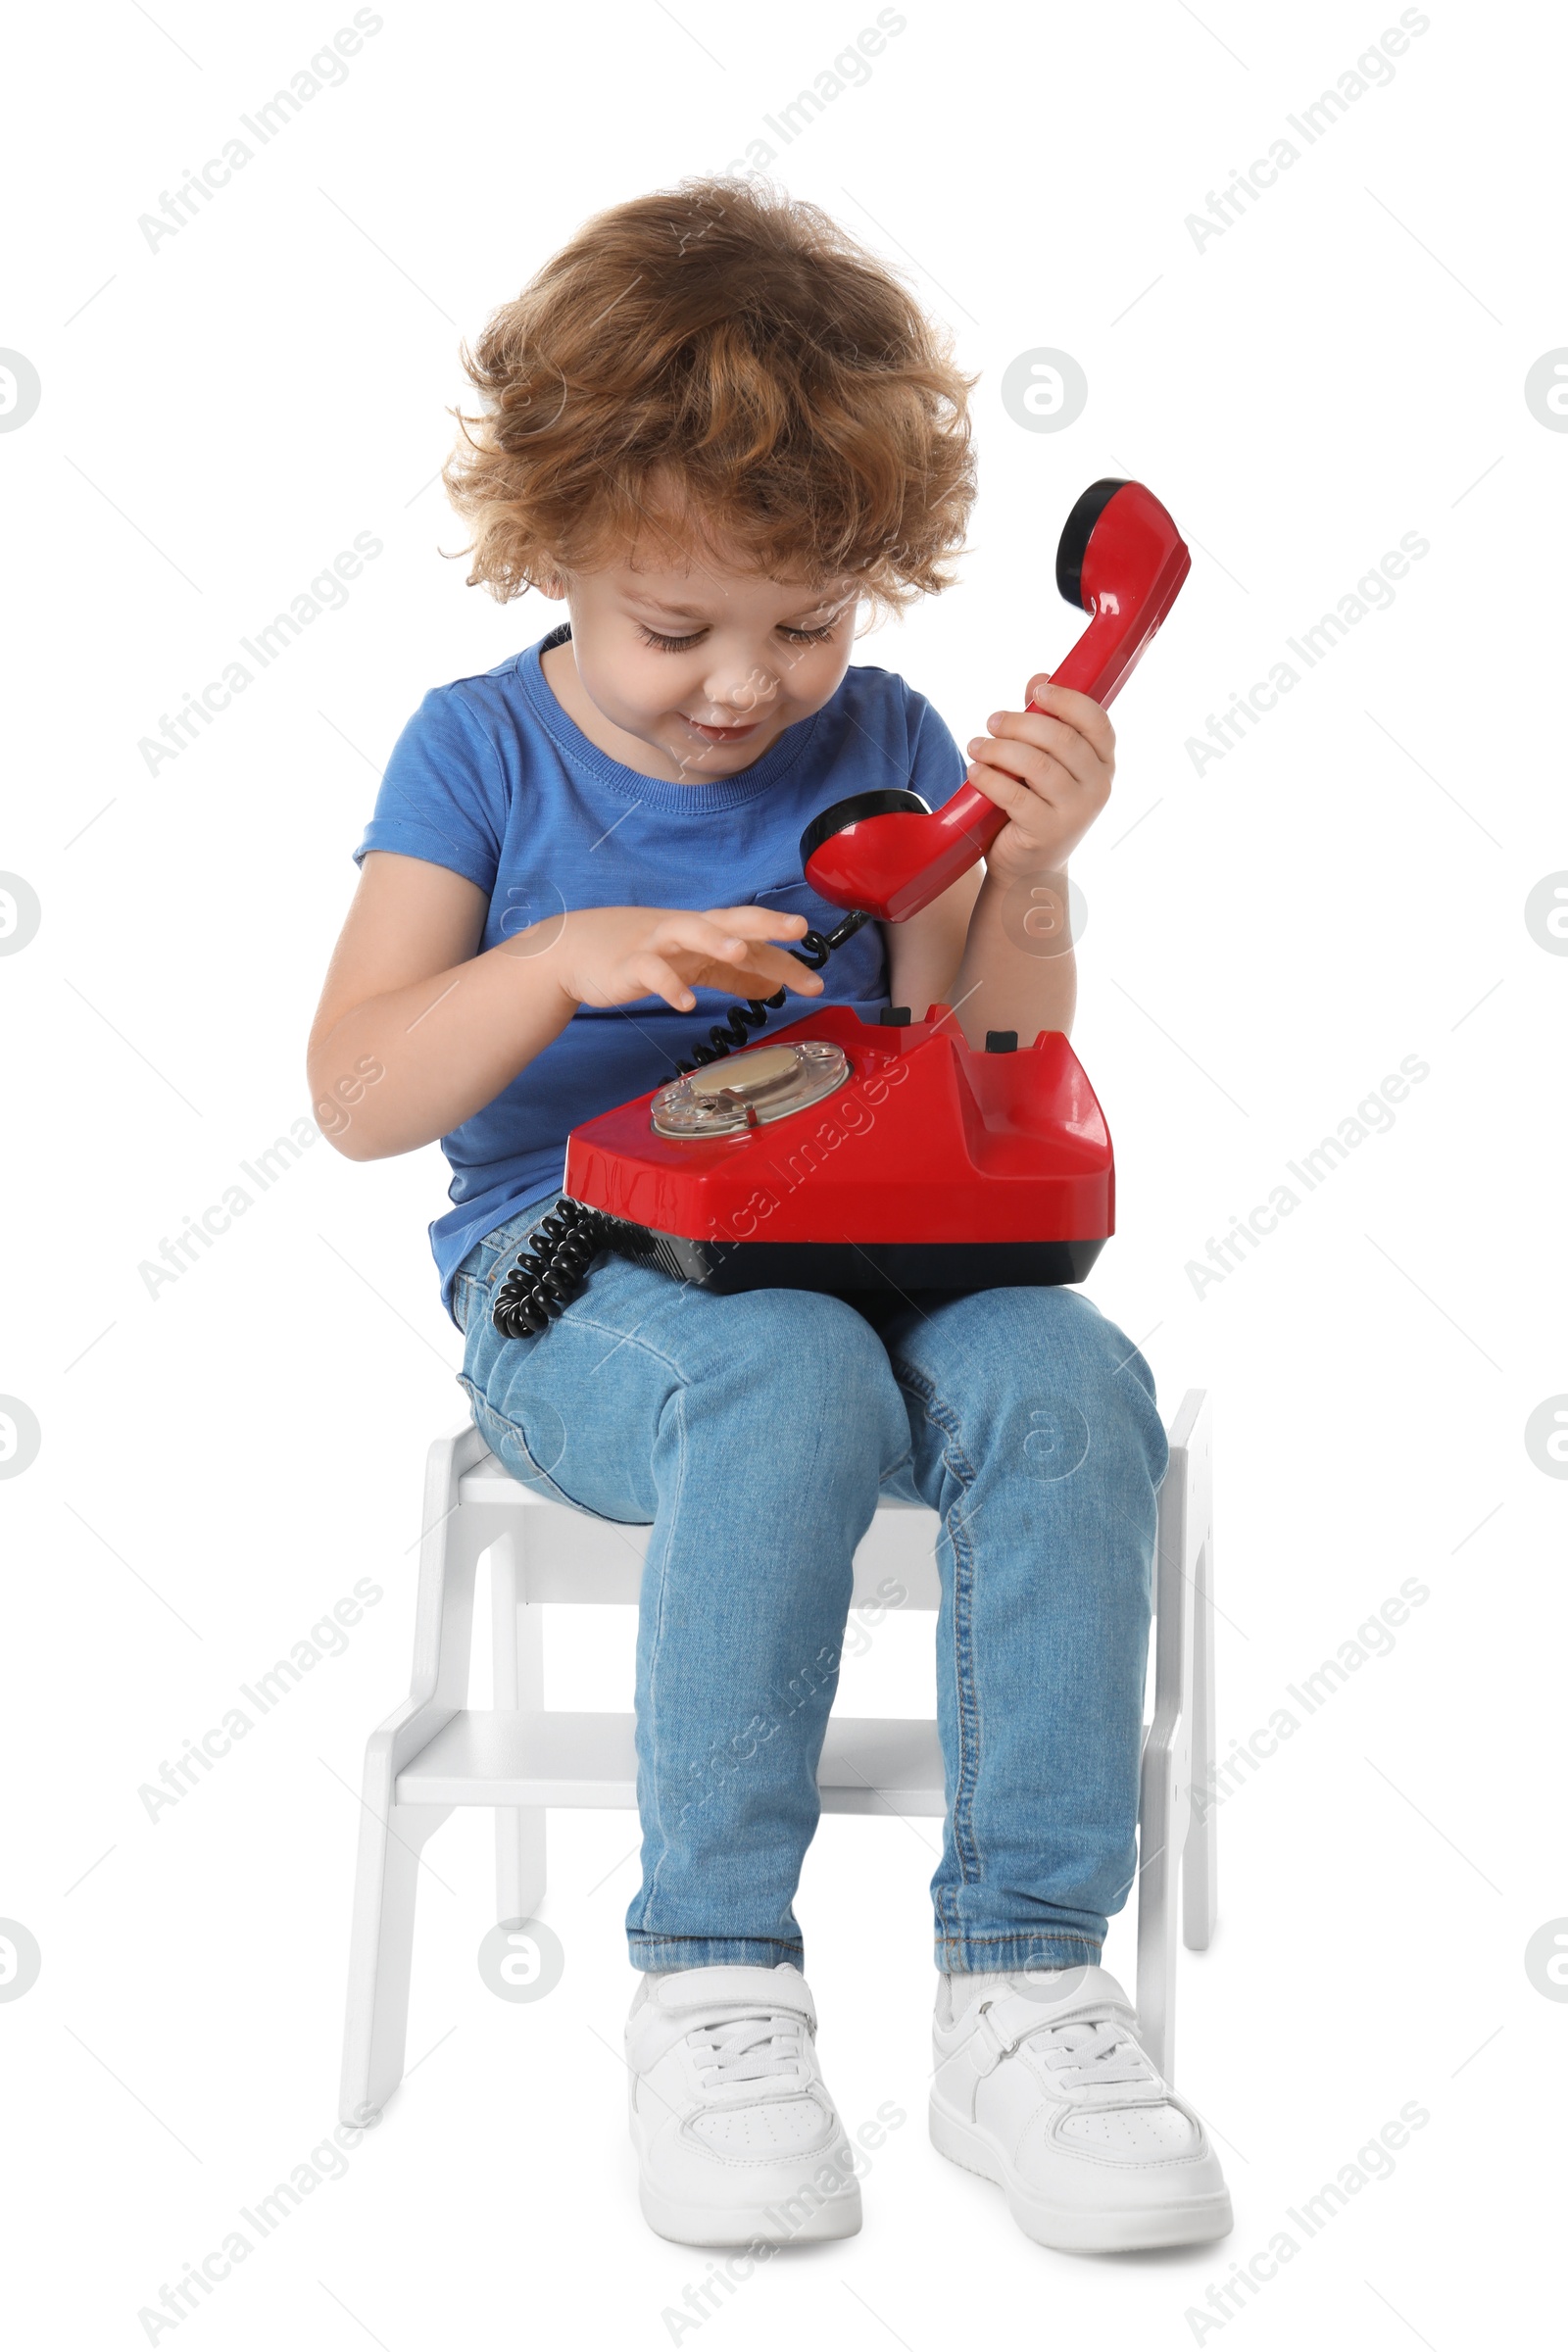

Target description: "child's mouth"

left=681, top=713, right=760, bottom=745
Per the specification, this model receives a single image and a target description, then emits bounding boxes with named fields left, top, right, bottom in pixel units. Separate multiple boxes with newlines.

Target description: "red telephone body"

left=501, top=481, right=1189, bottom=1324
left=564, top=1004, right=1113, bottom=1294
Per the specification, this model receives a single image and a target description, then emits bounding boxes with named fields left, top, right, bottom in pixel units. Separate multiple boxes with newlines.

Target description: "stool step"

left=395, top=1710, right=947, bottom=1817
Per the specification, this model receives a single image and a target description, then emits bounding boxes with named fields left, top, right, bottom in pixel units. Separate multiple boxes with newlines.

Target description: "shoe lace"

left=1038, top=2014, right=1155, bottom=2088
left=686, top=2010, right=808, bottom=2089
left=986, top=2000, right=1157, bottom=2094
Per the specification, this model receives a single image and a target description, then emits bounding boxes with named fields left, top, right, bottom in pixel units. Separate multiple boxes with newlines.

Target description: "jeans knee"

left=691, top=1290, right=905, bottom=1465
left=897, top=1286, right=1168, bottom=1493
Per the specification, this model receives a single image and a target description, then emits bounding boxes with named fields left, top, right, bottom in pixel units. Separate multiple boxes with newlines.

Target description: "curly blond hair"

left=442, top=176, right=976, bottom=615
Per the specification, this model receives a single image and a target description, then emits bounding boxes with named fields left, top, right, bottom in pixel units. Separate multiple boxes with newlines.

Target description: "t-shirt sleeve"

left=352, top=684, right=507, bottom=895
left=904, top=683, right=969, bottom=809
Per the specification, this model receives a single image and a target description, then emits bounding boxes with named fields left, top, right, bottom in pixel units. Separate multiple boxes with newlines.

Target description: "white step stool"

left=339, top=1389, right=1217, bottom=2123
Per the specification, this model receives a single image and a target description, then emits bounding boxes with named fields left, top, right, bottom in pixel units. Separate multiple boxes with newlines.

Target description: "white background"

left=1, top=0, right=1563, bottom=2343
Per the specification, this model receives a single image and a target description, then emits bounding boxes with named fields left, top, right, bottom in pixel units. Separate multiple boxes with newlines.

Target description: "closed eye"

left=636, top=625, right=706, bottom=652
left=635, top=619, right=840, bottom=654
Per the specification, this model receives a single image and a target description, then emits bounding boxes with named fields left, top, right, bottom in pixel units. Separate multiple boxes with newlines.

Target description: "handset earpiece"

left=802, top=478, right=1192, bottom=924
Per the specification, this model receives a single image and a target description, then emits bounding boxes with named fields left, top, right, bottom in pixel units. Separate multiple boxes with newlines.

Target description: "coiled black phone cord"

left=492, top=910, right=869, bottom=1339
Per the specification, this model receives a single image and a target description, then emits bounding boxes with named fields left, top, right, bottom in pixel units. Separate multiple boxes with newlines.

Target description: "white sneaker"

left=625, top=1963, right=862, bottom=2246
left=930, top=1965, right=1233, bottom=2252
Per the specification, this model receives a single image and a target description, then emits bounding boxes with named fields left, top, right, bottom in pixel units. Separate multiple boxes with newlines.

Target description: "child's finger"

left=656, top=912, right=757, bottom=963
left=657, top=910, right=811, bottom=969
left=629, top=952, right=699, bottom=1011
left=980, top=710, right=1102, bottom=782
left=966, top=732, right=1065, bottom=801
left=731, top=946, right=825, bottom=996
left=961, top=757, right=1042, bottom=825
left=1020, top=680, right=1116, bottom=760
left=659, top=943, right=825, bottom=1005
left=703, top=905, right=810, bottom=939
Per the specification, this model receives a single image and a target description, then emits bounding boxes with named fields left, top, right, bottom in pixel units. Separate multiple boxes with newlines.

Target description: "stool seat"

left=451, top=1451, right=942, bottom=1607
left=397, top=1709, right=947, bottom=1815
left=338, top=1391, right=1218, bottom=2127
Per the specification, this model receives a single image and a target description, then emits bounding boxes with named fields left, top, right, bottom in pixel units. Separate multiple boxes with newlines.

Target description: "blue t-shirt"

left=353, top=620, right=966, bottom=1321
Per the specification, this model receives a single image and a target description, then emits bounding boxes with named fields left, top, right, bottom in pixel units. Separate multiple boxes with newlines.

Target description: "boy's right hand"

left=535, top=905, right=828, bottom=1015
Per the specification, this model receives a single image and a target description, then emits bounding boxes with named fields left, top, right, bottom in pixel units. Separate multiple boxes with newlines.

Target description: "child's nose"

left=701, top=664, right=779, bottom=716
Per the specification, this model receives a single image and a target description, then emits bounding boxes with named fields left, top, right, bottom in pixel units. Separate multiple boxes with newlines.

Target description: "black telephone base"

left=593, top=1214, right=1104, bottom=1296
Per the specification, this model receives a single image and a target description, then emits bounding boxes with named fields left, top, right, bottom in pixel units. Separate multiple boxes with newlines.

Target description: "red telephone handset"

left=800, top=478, right=1191, bottom=923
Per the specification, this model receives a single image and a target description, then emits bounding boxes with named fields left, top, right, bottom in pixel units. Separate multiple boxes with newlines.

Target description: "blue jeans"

left=454, top=1195, right=1168, bottom=1975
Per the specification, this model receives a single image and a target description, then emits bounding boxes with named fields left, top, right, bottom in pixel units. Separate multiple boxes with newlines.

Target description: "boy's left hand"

left=963, top=678, right=1115, bottom=878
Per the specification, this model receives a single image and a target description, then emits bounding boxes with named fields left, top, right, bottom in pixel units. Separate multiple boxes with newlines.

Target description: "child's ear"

left=535, top=566, right=567, bottom=600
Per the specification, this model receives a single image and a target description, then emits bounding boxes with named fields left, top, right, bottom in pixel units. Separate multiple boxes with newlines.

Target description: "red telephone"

left=494, top=479, right=1190, bottom=1339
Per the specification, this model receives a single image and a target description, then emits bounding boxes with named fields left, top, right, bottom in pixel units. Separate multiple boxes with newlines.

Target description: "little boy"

left=309, top=178, right=1231, bottom=2256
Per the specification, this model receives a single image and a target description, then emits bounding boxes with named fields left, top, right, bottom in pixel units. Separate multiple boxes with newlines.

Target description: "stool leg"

left=340, top=1745, right=452, bottom=2124
left=1137, top=1391, right=1202, bottom=2083
left=492, top=1527, right=547, bottom=1924
left=1183, top=1525, right=1218, bottom=1951
left=339, top=1426, right=489, bottom=2125
left=1135, top=1599, right=1180, bottom=2076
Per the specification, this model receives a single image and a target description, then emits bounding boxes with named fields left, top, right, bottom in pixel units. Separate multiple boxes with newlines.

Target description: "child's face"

left=552, top=531, right=859, bottom=781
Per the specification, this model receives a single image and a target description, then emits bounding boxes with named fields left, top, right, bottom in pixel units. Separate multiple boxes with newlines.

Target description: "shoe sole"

left=929, top=2098, right=1233, bottom=2253
left=639, top=2178, right=861, bottom=2248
